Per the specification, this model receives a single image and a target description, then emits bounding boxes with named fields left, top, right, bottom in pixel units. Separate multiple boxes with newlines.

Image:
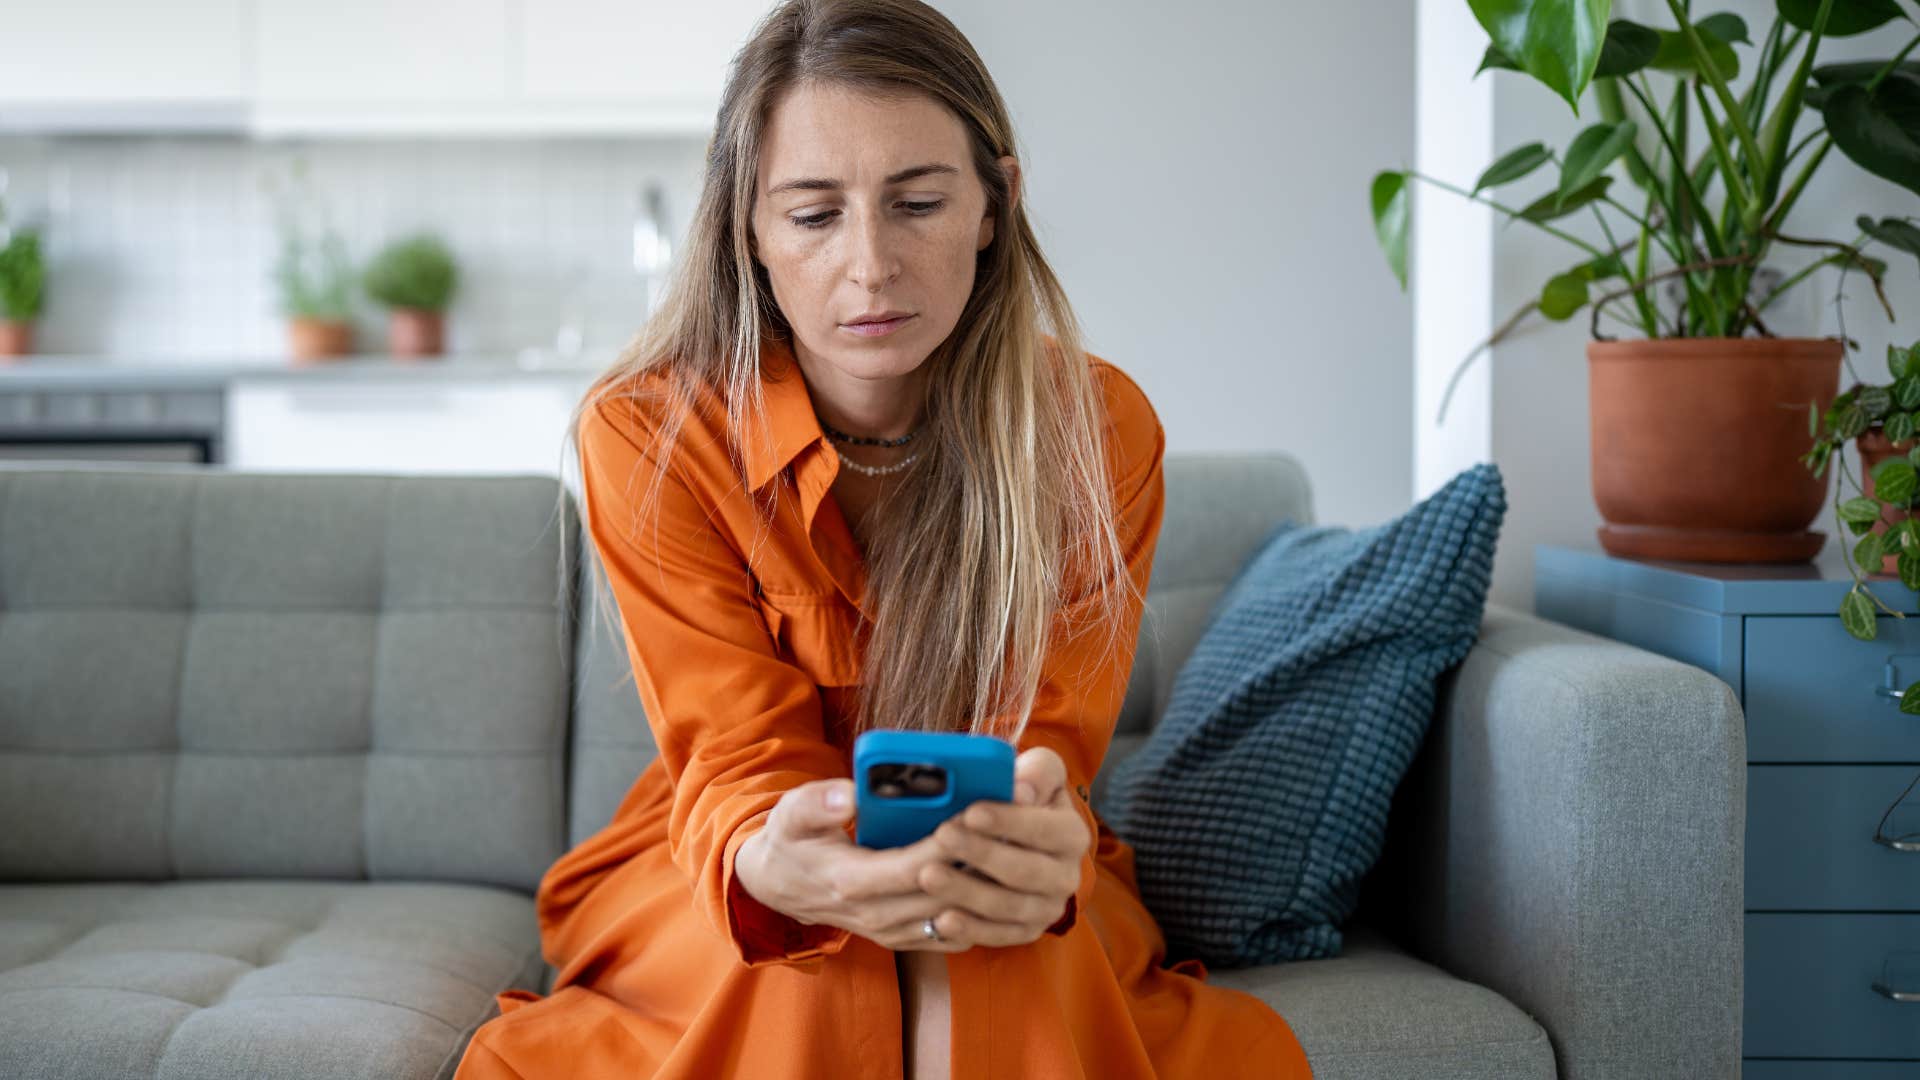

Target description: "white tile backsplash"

left=0, top=133, right=706, bottom=362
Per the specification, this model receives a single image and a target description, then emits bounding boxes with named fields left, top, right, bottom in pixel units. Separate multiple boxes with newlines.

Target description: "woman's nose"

left=845, top=210, right=901, bottom=291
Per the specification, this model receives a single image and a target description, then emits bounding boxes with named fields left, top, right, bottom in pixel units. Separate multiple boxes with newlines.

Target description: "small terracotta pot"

left=387, top=308, right=445, bottom=358
left=0, top=320, right=33, bottom=359
left=1857, top=428, right=1918, bottom=576
left=1589, top=336, right=1844, bottom=563
left=289, top=318, right=355, bottom=363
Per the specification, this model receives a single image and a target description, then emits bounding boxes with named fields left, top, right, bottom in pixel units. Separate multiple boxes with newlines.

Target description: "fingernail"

left=825, top=785, right=848, bottom=809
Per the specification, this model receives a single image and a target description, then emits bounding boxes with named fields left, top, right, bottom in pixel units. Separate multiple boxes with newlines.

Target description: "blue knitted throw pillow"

left=1096, top=462, right=1506, bottom=967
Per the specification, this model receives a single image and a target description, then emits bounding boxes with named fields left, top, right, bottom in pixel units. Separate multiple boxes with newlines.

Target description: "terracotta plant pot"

left=1590, top=336, right=1844, bottom=563
left=387, top=308, right=445, bottom=358
left=288, top=318, right=355, bottom=363
left=1857, top=428, right=1918, bottom=576
left=0, top=320, right=33, bottom=359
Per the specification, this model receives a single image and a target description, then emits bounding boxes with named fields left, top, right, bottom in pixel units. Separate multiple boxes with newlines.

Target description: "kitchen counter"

left=0, top=352, right=610, bottom=470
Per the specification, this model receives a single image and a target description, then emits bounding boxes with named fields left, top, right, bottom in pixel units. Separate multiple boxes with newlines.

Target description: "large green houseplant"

left=1372, top=0, right=1920, bottom=563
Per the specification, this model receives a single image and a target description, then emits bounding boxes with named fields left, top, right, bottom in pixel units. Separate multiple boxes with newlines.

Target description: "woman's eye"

left=789, top=200, right=946, bottom=230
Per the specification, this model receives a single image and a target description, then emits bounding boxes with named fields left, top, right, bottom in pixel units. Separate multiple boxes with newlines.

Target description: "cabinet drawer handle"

left=1875, top=835, right=1920, bottom=852
left=1873, top=982, right=1920, bottom=1002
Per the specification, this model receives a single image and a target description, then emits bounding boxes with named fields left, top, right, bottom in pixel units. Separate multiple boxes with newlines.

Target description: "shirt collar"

left=743, top=333, right=827, bottom=494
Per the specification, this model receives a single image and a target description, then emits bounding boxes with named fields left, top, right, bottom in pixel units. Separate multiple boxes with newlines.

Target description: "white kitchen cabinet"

left=519, top=0, right=769, bottom=115
left=1, top=0, right=766, bottom=137
left=251, top=0, right=513, bottom=133
left=0, top=1, right=250, bottom=118
left=226, top=377, right=594, bottom=490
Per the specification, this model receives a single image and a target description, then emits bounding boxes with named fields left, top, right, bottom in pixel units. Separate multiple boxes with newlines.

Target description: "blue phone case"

left=852, top=730, right=1015, bottom=849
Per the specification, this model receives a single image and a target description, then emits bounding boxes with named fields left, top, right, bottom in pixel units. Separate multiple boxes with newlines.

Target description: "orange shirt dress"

left=453, top=334, right=1313, bottom=1079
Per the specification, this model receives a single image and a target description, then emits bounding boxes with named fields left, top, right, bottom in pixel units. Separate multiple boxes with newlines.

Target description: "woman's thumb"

left=787, top=776, right=856, bottom=826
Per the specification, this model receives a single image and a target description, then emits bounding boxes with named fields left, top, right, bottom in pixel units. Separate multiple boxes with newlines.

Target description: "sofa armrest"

left=1364, top=603, right=1745, bottom=1080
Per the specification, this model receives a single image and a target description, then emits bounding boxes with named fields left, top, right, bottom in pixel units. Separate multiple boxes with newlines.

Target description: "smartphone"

left=852, top=729, right=1015, bottom=849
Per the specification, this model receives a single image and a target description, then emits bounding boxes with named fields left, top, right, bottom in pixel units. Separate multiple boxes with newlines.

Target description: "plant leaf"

left=1889, top=411, right=1917, bottom=445
left=1475, top=142, right=1555, bottom=193
left=1814, top=60, right=1920, bottom=87
left=1837, top=403, right=1871, bottom=440
left=1841, top=588, right=1878, bottom=639
left=1467, top=0, right=1612, bottom=112
left=1901, top=549, right=1920, bottom=591
left=1857, top=215, right=1920, bottom=274
left=1860, top=385, right=1894, bottom=419
left=1477, top=44, right=1523, bottom=76
left=1876, top=458, right=1919, bottom=505
left=1594, top=18, right=1663, bottom=78
left=1895, top=372, right=1920, bottom=408
left=1516, top=175, right=1614, bottom=223
left=1540, top=271, right=1591, bottom=319
left=1808, top=62, right=1920, bottom=111
left=1857, top=530, right=1888, bottom=573
left=1579, top=251, right=1630, bottom=279
left=1650, top=18, right=1742, bottom=81
left=1823, top=73, right=1920, bottom=200
left=1371, top=171, right=1412, bottom=290
left=1902, top=681, right=1920, bottom=714
left=1780, top=0, right=1905, bottom=37
left=1842, top=495, right=1886, bottom=524
left=1560, top=121, right=1638, bottom=204
left=1697, top=12, right=1751, bottom=46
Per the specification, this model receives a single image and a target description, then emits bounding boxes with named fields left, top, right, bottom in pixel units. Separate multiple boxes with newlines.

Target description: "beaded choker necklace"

left=819, top=417, right=925, bottom=477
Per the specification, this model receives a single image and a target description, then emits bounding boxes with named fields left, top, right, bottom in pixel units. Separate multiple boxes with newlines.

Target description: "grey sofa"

left=0, top=455, right=1744, bottom=1080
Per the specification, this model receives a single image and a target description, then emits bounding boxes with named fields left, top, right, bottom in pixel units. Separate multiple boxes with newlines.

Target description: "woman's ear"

left=979, top=155, right=1021, bottom=252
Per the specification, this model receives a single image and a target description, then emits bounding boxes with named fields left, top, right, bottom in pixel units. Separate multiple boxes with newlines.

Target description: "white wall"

left=947, top=0, right=1419, bottom=530
left=1481, top=0, right=1919, bottom=609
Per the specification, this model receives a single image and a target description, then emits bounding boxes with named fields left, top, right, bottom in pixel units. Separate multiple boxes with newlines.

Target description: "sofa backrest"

left=0, top=465, right=575, bottom=893
left=565, top=450, right=1316, bottom=845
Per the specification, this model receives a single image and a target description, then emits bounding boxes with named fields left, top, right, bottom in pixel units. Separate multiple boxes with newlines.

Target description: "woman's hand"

left=734, top=776, right=971, bottom=952
left=916, top=746, right=1090, bottom=948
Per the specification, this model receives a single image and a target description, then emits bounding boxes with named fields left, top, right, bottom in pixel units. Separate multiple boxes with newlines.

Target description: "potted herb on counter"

left=363, top=232, right=458, bottom=358
left=273, top=225, right=356, bottom=362
left=0, top=225, right=43, bottom=359
left=262, top=157, right=356, bottom=363
left=1370, top=0, right=1920, bottom=564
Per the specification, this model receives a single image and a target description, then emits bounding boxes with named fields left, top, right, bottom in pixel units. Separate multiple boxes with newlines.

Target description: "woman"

left=455, top=1, right=1312, bottom=1076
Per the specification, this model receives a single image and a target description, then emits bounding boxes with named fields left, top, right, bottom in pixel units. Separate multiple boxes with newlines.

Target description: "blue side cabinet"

left=1536, top=542, right=1920, bottom=1078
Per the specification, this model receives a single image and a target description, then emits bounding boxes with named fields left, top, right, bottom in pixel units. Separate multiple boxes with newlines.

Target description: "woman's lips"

left=839, top=314, right=916, bottom=337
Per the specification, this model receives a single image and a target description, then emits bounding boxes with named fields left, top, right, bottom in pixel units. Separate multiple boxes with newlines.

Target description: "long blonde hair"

left=558, top=0, right=1137, bottom=747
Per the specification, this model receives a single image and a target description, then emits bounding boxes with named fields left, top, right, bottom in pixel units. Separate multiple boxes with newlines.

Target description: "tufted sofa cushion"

left=0, top=467, right=575, bottom=892
left=0, top=881, right=543, bottom=1080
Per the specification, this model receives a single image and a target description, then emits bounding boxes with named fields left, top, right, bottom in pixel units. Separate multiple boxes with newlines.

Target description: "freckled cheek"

left=758, top=242, right=839, bottom=306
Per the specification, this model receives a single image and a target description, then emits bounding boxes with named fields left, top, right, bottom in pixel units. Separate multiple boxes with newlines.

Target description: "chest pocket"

left=756, top=589, right=864, bottom=688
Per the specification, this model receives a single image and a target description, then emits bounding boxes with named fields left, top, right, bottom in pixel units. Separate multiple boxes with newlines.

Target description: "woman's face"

left=751, top=80, right=1018, bottom=385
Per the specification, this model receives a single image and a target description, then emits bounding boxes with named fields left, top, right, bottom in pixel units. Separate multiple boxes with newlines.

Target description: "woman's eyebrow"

left=765, top=162, right=960, bottom=196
